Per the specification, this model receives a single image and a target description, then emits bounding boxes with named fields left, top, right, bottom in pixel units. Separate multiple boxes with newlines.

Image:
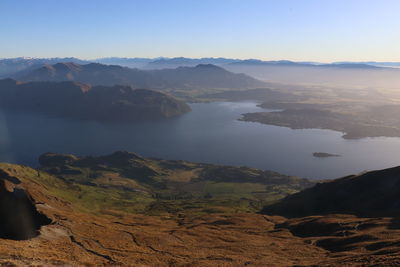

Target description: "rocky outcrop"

left=0, top=171, right=51, bottom=240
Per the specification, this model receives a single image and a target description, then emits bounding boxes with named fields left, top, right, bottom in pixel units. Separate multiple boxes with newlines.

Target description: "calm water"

left=1, top=102, right=400, bottom=179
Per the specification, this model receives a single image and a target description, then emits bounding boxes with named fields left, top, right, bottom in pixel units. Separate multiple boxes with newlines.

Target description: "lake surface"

left=1, top=101, right=400, bottom=179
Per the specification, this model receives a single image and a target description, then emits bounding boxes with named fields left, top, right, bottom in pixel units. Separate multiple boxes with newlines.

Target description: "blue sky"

left=1, top=0, right=399, bottom=61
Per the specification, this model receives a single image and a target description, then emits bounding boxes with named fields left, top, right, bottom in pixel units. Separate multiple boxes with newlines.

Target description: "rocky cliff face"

left=0, top=170, right=50, bottom=240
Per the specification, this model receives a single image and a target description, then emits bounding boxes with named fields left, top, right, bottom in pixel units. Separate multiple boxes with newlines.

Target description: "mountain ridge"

left=3, top=57, right=396, bottom=78
left=15, top=62, right=266, bottom=90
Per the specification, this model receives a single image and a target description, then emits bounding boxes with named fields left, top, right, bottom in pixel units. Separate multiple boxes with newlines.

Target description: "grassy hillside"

left=12, top=151, right=314, bottom=217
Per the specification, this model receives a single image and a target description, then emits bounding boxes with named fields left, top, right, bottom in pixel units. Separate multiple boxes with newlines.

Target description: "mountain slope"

left=262, top=166, right=400, bottom=217
left=1, top=153, right=400, bottom=266
left=0, top=162, right=327, bottom=266
left=0, top=79, right=191, bottom=121
left=16, top=62, right=266, bottom=89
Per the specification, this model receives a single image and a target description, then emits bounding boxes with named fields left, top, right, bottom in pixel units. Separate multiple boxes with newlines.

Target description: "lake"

left=1, top=101, right=400, bottom=179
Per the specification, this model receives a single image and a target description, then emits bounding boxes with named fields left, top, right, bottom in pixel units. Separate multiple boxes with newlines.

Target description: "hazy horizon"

left=2, top=56, right=400, bottom=65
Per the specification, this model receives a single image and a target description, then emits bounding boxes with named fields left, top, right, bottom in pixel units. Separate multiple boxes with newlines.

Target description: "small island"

left=312, top=152, right=341, bottom=158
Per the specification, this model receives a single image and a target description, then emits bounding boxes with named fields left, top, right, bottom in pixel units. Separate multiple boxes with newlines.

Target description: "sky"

left=1, top=0, right=399, bottom=62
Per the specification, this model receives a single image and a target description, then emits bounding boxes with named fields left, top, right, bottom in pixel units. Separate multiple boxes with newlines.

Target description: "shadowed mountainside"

left=0, top=79, right=191, bottom=121
left=262, top=165, right=400, bottom=218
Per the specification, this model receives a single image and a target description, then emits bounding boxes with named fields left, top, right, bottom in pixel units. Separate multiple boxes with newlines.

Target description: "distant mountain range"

left=144, top=57, right=238, bottom=69
left=94, top=57, right=154, bottom=68
left=2, top=57, right=399, bottom=79
left=15, top=62, right=265, bottom=89
left=117, top=57, right=393, bottom=69
left=0, top=57, right=88, bottom=78
left=0, top=79, right=190, bottom=121
left=228, top=59, right=312, bottom=67
left=335, top=61, right=400, bottom=68
left=97, top=57, right=399, bottom=69
left=2, top=57, right=400, bottom=92
left=228, top=59, right=381, bottom=69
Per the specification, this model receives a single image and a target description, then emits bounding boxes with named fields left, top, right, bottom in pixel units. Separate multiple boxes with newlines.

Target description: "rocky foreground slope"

left=0, top=152, right=400, bottom=266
